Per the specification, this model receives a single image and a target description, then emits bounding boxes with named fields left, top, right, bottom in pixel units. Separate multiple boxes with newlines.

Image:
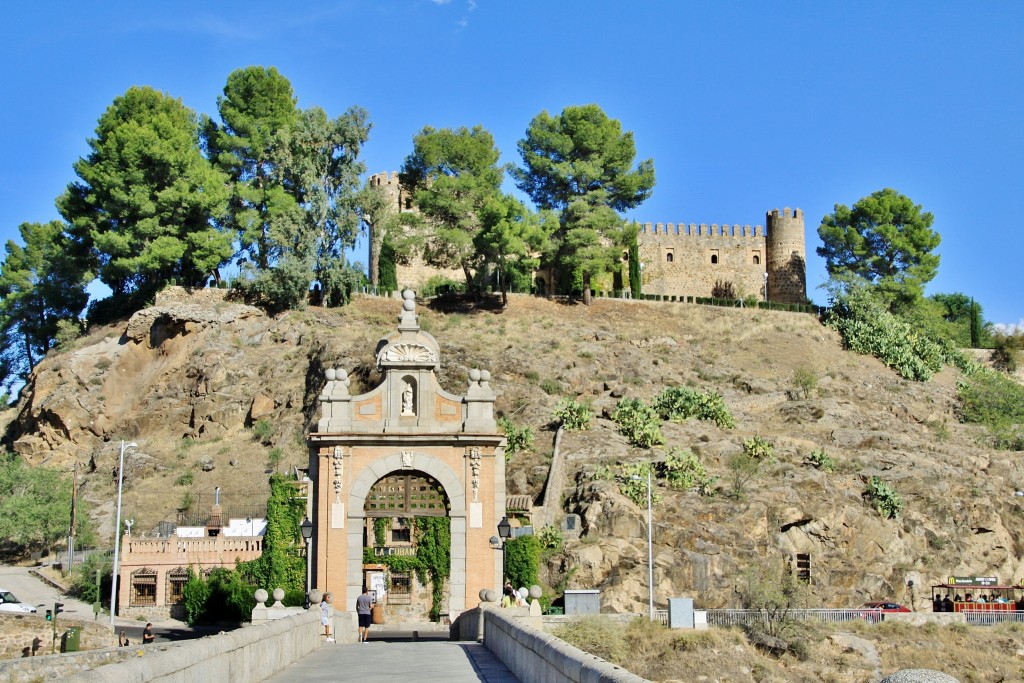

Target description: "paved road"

left=265, top=638, right=520, bottom=683
left=0, top=564, right=214, bottom=645
left=0, top=564, right=94, bottom=619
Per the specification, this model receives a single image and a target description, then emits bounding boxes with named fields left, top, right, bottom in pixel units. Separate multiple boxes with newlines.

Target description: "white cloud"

left=993, top=320, right=1024, bottom=335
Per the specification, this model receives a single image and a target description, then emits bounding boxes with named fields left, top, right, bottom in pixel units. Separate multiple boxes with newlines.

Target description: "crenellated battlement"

left=636, top=221, right=765, bottom=238
left=369, top=170, right=401, bottom=187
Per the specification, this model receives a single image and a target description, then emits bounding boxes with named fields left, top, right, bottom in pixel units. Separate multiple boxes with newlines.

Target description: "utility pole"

left=67, top=463, right=78, bottom=576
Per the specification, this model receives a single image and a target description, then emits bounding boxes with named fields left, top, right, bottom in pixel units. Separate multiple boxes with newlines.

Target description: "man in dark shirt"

left=355, top=588, right=374, bottom=643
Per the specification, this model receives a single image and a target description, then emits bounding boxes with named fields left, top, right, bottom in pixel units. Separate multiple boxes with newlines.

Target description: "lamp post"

left=497, top=516, right=512, bottom=587
left=300, top=517, right=314, bottom=595
left=109, top=440, right=137, bottom=626
left=632, top=470, right=655, bottom=620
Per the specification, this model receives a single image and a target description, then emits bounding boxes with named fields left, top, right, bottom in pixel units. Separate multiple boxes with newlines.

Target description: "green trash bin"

left=61, top=626, right=81, bottom=652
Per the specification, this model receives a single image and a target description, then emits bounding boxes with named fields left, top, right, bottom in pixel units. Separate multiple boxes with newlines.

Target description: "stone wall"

left=0, top=613, right=112, bottom=660
left=638, top=224, right=768, bottom=300
left=62, top=611, right=321, bottom=683
left=479, top=604, right=650, bottom=683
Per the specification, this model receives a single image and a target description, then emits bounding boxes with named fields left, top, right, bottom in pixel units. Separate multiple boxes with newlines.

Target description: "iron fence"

left=961, top=609, right=1024, bottom=626
left=706, top=608, right=883, bottom=627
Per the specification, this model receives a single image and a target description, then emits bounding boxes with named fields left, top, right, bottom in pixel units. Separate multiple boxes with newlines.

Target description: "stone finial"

left=254, top=588, right=269, bottom=604
left=308, top=589, right=323, bottom=605
left=482, top=589, right=498, bottom=603
left=272, top=587, right=285, bottom=607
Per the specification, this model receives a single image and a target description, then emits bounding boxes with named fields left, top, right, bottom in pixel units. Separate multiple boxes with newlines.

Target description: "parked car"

left=857, top=601, right=909, bottom=622
left=0, top=589, right=37, bottom=613
left=860, top=601, right=911, bottom=613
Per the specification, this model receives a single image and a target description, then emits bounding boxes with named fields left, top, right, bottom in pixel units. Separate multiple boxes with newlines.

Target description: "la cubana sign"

left=947, top=576, right=999, bottom=587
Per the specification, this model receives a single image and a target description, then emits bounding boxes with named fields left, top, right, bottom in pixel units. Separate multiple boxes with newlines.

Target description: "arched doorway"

left=363, top=471, right=452, bottom=621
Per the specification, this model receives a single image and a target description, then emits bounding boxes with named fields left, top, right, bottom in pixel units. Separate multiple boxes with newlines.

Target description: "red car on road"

left=857, top=601, right=910, bottom=622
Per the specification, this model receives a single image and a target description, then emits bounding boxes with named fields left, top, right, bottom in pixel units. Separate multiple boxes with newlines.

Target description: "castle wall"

left=637, top=222, right=769, bottom=300
left=367, top=171, right=807, bottom=304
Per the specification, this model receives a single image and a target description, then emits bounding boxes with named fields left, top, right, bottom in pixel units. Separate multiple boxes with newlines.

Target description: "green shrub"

left=54, top=318, right=84, bottom=352
left=505, top=534, right=540, bottom=590
left=825, top=287, right=976, bottom=381
left=864, top=476, right=904, bottom=519
left=611, top=398, right=664, bottom=448
left=792, top=366, right=818, bottom=399
left=957, top=368, right=1024, bottom=449
left=536, top=525, right=564, bottom=551
left=268, top=447, right=284, bottom=469
left=652, top=386, right=736, bottom=429
left=498, top=417, right=535, bottom=457
left=175, top=470, right=194, bottom=487
left=540, top=378, right=561, bottom=395
left=618, top=462, right=663, bottom=507
left=805, top=449, right=835, bottom=471
left=657, top=447, right=718, bottom=495
left=554, top=398, right=592, bottom=431
left=252, top=419, right=275, bottom=445
left=726, top=452, right=761, bottom=499
left=420, top=275, right=465, bottom=297
left=742, top=436, right=775, bottom=462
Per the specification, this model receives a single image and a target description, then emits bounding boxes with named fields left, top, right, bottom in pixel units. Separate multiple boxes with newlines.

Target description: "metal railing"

left=653, top=609, right=668, bottom=625
left=961, top=609, right=1024, bottom=625
left=706, top=608, right=883, bottom=627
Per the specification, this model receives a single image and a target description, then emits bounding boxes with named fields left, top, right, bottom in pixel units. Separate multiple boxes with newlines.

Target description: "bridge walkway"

left=264, top=631, right=520, bottom=683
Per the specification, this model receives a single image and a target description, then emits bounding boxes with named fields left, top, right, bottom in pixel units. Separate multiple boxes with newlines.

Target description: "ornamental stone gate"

left=308, top=291, right=506, bottom=621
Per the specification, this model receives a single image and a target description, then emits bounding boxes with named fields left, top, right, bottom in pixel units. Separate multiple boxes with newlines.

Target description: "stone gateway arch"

left=308, top=291, right=506, bottom=621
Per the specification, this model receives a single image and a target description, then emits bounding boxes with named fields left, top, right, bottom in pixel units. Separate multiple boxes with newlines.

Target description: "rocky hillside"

left=4, top=287, right=1021, bottom=613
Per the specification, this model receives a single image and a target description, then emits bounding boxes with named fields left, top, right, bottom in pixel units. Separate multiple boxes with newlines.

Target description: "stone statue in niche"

left=401, top=380, right=415, bottom=416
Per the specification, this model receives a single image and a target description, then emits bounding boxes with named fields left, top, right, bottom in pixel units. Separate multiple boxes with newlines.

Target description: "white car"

left=0, top=589, right=37, bottom=613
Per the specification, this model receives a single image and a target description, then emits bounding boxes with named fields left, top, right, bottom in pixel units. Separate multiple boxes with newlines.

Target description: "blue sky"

left=2, top=1, right=1021, bottom=326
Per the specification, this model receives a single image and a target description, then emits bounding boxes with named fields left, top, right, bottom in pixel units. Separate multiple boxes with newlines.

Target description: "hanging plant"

left=415, top=517, right=451, bottom=622
left=374, top=517, right=390, bottom=547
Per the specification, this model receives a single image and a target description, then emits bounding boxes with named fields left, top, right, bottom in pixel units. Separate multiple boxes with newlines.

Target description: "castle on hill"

left=368, top=172, right=807, bottom=305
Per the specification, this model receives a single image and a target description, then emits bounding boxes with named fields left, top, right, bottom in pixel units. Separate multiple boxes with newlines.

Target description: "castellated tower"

left=766, top=208, right=807, bottom=304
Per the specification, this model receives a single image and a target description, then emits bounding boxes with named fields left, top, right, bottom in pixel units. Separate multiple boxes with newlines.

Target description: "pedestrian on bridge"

left=356, top=588, right=373, bottom=643
left=321, top=593, right=334, bottom=642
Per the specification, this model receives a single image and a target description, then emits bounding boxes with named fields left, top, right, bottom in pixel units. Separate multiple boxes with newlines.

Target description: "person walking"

left=356, top=588, right=374, bottom=642
left=321, top=593, right=334, bottom=642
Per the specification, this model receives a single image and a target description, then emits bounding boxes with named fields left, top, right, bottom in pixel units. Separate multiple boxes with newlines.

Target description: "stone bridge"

left=16, top=603, right=649, bottom=683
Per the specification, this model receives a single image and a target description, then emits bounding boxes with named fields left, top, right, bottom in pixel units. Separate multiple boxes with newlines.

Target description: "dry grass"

left=554, top=617, right=1024, bottom=683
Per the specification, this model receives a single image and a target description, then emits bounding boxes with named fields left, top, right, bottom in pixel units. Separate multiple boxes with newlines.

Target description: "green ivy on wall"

left=504, top=534, right=540, bottom=590
left=374, top=517, right=390, bottom=547
left=360, top=516, right=451, bottom=622
left=238, top=474, right=306, bottom=595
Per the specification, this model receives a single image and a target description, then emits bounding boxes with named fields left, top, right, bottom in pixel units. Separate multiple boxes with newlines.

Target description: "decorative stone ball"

left=272, top=588, right=285, bottom=602
left=483, top=589, right=498, bottom=603
left=529, top=585, right=542, bottom=600
left=469, top=369, right=481, bottom=382
left=308, top=589, right=323, bottom=604
left=879, top=670, right=960, bottom=683
left=337, top=368, right=348, bottom=379
left=479, top=589, right=490, bottom=602
left=480, top=370, right=490, bottom=382
left=403, top=289, right=415, bottom=300
left=403, top=299, right=415, bottom=312
left=254, top=589, right=269, bottom=604
left=325, top=368, right=336, bottom=381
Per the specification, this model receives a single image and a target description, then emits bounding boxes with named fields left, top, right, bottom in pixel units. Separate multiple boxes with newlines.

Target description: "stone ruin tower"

left=765, top=207, right=806, bottom=304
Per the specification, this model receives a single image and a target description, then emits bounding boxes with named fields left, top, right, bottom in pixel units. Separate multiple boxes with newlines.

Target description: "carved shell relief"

left=377, top=343, right=436, bottom=366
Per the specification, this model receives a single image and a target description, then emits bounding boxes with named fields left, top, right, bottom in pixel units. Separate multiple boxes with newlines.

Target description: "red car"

left=857, top=601, right=910, bottom=622
left=860, top=601, right=911, bottom=613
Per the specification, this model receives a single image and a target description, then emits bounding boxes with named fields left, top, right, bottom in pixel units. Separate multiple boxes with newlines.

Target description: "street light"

left=632, top=469, right=655, bottom=620
left=497, top=516, right=512, bottom=587
left=300, top=517, right=314, bottom=595
left=110, top=440, right=137, bottom=626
